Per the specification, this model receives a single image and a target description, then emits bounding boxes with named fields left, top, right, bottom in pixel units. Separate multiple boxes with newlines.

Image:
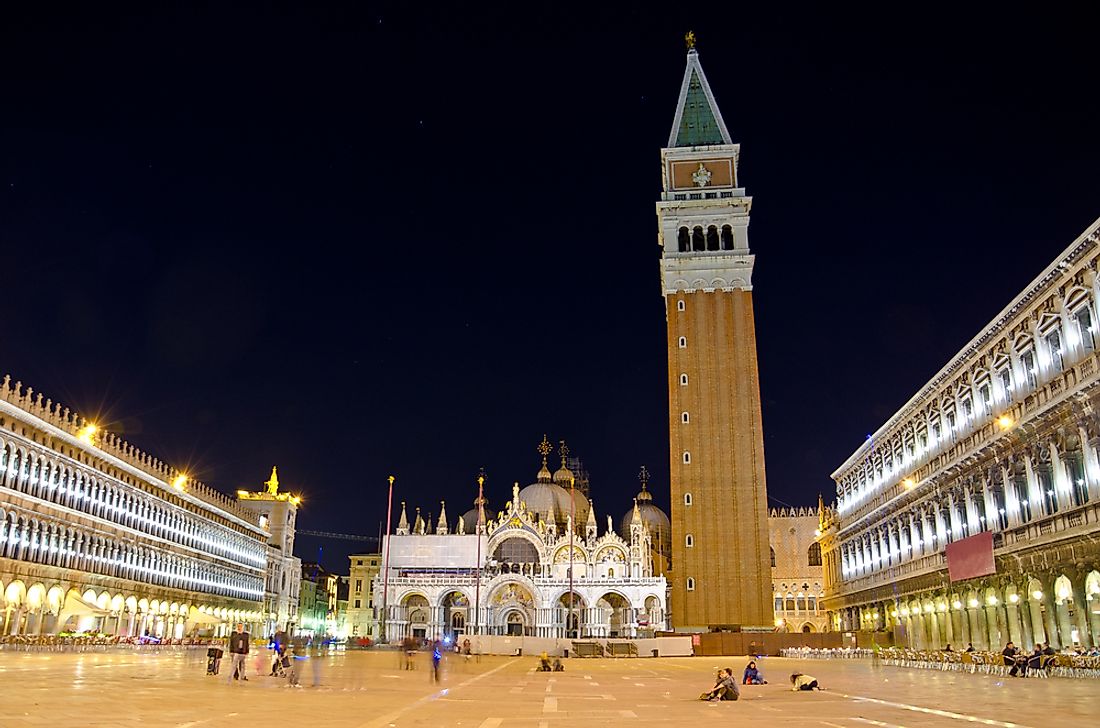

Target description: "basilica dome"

left=620, top=473, right=671, bottom=558
left=457, top=494, right=489, bottom=533
left=518, top=462, right=590, bottom=530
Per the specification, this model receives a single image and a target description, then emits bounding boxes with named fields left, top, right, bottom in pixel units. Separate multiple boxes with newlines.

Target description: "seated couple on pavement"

left=700, top=668, right=740, bottom=701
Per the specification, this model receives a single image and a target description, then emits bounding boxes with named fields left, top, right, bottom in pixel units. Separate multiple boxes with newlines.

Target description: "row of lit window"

left=0, top=447, right=265, bottom=569
left=0, top=516, right=263, bottom=599
left=837, top=302, right=1096, bottom=515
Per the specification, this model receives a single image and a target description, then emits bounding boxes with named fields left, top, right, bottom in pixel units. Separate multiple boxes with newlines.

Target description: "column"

left=1050, top=441, right=1074, bottom=512
left=1006, top=593, right=1024, bottom=647
left=909, top=512, right=921, bottom=559
left=984, top=603, right=1002, bottom=649
left=1070, top=574, right=1094, bottom=648
left=1040, top=575, right=1061, bottom=648
left=967, top=605, right=985, bottom=651
left=1023, top=454, right=1043, bottom=517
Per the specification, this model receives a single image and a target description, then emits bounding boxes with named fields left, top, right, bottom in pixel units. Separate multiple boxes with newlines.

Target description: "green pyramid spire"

left=669, top=50, right=732, bottom=148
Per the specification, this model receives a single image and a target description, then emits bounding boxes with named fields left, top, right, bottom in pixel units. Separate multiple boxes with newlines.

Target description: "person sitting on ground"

left=790, top=672, right=822, bottom=691
left=699, top=668, right=739, bottom=701
left=742, top=660, right=767, bottom=685
left=1002, top=641, right=1026, bottom=677
left=552, top=657, right=564, bottom=672
left=538, top=651, right=551, bottom=672
left=965, top=643, right=976, bottom=653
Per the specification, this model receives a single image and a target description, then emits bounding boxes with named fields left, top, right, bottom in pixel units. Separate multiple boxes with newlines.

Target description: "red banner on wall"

left=945, top=531, right=996, bottom=582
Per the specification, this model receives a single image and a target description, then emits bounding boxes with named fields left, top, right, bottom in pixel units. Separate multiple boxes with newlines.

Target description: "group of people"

left=218, top=623, right=326, bottom=687
left=1001, top=641, right=1058, bottom=677
left=700, top=660, right=820, bottom=701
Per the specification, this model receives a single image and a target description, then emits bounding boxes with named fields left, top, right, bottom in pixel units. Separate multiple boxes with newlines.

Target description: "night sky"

left=2, top=5, right=1098, bottom=571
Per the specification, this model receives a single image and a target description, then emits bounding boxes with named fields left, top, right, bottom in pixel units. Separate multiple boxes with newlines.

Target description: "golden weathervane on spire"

left=537, top=434, right=553, bottom=466
left=684, top=30, right=697, bottom=50
left=559, top=439, right=570, bottom=468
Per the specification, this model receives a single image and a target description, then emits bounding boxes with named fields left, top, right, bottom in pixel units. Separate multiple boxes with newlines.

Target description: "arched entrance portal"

left=557, top=591, right=586, bottom=638
left=490, top=581, right=534, bottom=636
left=597, top=592, right=630, bottom=638
left=441, top=591, right=469, bottom=641
left=504, top=609, right=526, bottom=636
left=403, top=594, right=429, bottom=639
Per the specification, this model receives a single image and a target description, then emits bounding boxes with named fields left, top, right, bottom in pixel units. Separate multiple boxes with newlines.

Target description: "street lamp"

left=380, top=475, right=395, bottom=643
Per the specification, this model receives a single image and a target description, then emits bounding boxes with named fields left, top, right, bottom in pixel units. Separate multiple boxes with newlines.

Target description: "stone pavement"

left=0, top=649, right=1092, bottom=727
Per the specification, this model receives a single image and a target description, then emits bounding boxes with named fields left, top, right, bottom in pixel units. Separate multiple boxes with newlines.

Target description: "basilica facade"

left=375, top=442, right=668, bottom=641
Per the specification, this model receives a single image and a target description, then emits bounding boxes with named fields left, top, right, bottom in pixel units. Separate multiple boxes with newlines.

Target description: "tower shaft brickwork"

left=658, top=45, right=773, bottom=631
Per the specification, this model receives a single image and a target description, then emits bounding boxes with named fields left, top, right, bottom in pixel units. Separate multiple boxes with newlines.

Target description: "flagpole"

left=381, top=475, right=394, bottom=643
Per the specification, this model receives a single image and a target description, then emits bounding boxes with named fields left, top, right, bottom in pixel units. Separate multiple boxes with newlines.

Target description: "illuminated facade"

left=346, top=552, right=381, bottom=640
left=768, top=505, right=827, bottom=634
left=0, top=376, right=270, bottom=637
left=376, top=445, right=668, bottom=641
left=821, top=217, right=1100, bottom=651
left=659, top=42, right=773, bottom=631
left=235, top=467, right=302, bottom=635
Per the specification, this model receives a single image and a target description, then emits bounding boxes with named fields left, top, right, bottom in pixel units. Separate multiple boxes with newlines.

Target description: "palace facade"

left=0, top=376, right=301, bottom=638
left=769, top=505, right=828, bottom=634
left=820, top=217, right=1100, bottom=651
left=375, top=442, right=668, bottom=641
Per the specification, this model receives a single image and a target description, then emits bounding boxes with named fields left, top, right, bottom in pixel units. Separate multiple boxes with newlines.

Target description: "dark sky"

left=2, top=4, right=1098, bottom=571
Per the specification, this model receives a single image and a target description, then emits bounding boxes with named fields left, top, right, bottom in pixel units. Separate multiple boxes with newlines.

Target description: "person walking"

left=227, top=623, right=250, bottom=683
left=430, top=638, right=443, bottom=683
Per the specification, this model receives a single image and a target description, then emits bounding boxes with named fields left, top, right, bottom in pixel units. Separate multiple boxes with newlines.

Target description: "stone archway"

left=489, top=581, right=535, bottom=636
left=597, top=592, right=631, bottom=638
left=440, top=591, right=470, bottom=640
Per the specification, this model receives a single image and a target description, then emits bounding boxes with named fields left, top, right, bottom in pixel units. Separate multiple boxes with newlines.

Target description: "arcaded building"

left=659, top=41, right=773, bottom=630
left=820, top=217, right=1100, bottom=651
left=0, top=376, right=272, bottom=637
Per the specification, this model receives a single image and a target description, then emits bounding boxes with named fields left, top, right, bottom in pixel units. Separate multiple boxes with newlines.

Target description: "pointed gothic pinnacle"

left=438, top=501, right=449, bottom=530
left=397, top=501, right=409, bottom=530
left=587, top=501, right=597, bottom=525
left=631, top=498, right=642, bottom=524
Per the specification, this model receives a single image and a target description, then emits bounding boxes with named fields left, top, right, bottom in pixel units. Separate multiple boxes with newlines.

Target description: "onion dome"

left=620, top=466, right=671, bottom=556
left=518, top=436, right=591, bottom=530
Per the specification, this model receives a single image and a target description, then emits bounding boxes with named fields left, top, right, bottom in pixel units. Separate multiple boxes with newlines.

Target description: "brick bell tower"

left=658, top=34, right=773, bottom=632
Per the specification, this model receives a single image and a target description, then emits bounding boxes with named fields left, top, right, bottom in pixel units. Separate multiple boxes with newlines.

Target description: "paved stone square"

left=0, top=649, right=1091, bottom=727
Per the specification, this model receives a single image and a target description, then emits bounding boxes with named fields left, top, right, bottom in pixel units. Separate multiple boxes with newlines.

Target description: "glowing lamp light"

left=1008, top=593, right=1019, bottom=604
left=172, top=474, right=188, bottom=491
left=952, top=600, right=963, bottom=610
left=987, top=596, right=999, bottom=606
left=1032, top=590, right=1044, bottom=600
left=937, top=604, right=947, bottom=612
left=237, top=490, right=249, bottom=497
left=814, top=529, right=822, bottom=537
left=997, top=415, right=1014, bottom=430
left=290, top=495, right=302, bottom=505
left=968, top=598, right=980, bottom=608
left=903, top=477, right=916, bottom=489
left=900, top=608, right=910, bottom=616
left=890, top=610, right=898, bottom=618
left=775, top=618, right=785, bottom=627
left=77, top=423, right=98, bottom=444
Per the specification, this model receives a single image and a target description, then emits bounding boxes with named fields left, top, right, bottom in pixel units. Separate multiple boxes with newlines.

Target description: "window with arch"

left=677, top=227, right=690, bottom=252
left=679, top=374, right=688, bottom=386
left=691, top=227, right=705, bottom=251
left=682, top=451, right=691, bottom=464
left=1075, top=305, right=1095, bottom=352
left=681, top=411, right=689, bottom=424
left=808, top=542, right=822, bottom=566
left=685, top=534, right=694, bottom=548
left=677, top=300, right=685, bottom=312
left=683, top=493, right=692, bottom=506
left=720, top=225, right=733, bottom=250
left=686, top=577, right=695, bottom=591
left=706, top=225, right=719, bottom=250
left=1046, top=329, right=1064, bottom=372
left=678, top=336, right=687, bottom=348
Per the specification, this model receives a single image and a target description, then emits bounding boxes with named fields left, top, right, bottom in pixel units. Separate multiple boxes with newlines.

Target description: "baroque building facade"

left=769, top=505, right=827, bottom=634
left=375, top=443, right=668, bottom=641
left=0, top=376, right=277, bottom=637
left=820, top=217, right=1100, bottom=651
left=659, top=41, right=773, bottom=631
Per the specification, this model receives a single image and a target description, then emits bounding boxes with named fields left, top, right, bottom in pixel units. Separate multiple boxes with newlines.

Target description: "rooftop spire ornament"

left=559, top=439, right=570, bottom=468
left=537, top=434, right=552, bottom=467
left=638, top=465, right=650, bottom=491
left=684, top=30, right=696, bottom=51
